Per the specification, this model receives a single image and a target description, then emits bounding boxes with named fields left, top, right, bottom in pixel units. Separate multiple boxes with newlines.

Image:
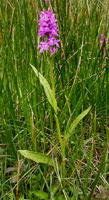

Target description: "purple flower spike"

left=38, top=8, right=60, bottom=54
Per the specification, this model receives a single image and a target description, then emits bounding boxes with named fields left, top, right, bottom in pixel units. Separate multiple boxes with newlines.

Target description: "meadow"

left=0, top=0, right=108, bottom=199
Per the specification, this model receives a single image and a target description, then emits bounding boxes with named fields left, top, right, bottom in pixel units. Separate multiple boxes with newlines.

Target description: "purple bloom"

left=100, top=33, right=107, bottom=47
left=38, top=8, right=60, bottom=54
left=105, top=38, right=107, bottom=43
left=38, top=41, right=49, bottom=53
left=100, top=34, right=104, bottom=41
left=99, top=33, right=107, bottom=55
left=48, top=38, right=60, bottom=47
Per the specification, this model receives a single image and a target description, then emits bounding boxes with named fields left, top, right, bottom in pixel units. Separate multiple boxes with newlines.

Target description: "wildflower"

left=100, top=33, right=107, bottom=47
left=44, top=0, right=49, bottom=3
left=101, top=34, right=104, bottom=41
left=99, top=33, right=107, bottom=55
left=38, top=8, right=60, bottom=54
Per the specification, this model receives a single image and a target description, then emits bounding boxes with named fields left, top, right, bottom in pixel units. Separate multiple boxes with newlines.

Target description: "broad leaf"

left=30, top=64, right=57, bottom=113
left=65, top=106, right=91, bottom=140
left=19, top=150, right=54, bottom=166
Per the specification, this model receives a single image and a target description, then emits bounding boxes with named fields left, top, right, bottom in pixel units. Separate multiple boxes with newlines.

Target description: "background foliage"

left=0, top=0, right=108, bottom=199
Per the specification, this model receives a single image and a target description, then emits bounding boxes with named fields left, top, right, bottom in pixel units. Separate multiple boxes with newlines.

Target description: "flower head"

left=38, top=8, right=60, bottom=54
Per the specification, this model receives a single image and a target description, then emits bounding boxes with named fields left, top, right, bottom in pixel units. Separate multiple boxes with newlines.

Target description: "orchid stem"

left=49, top=58, right=65, bottom=177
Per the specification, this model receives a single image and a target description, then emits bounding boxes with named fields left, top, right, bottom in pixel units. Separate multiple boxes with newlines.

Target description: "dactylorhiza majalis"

left=38, top=8, right=60, bottom=54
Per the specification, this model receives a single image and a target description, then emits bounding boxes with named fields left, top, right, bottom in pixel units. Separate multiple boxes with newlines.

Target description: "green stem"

left=49, top=58, right=56, bottom=111
left=49, top=58, right=65, bottom=177
left=55, top=114, right=65, bottom=176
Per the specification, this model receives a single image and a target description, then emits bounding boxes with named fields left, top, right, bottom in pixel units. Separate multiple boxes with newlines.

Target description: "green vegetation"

left=0, top=0, right=108, bottom=199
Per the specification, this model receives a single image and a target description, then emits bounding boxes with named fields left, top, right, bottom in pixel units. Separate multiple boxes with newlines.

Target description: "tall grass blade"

left=88, top=145, right=107, bottom=200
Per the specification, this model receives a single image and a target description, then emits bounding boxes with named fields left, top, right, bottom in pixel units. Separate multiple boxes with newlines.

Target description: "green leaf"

left=18, top=196, right=24, bottom=200
left=30, top=64, right=57, bottom=113
left=19, top=150, right=54, bottom=166
left=65, top=106, right=91, bottom=140
left=55, top=194, right=65, bottom=200
left=30, top=191, right=49, bottom=200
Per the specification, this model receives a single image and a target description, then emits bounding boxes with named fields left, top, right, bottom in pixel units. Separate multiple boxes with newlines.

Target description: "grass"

left=0, top=0, right=108, bottom=199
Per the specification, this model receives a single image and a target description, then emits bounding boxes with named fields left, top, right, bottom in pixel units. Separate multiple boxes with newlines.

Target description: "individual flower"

left=38, top=8, right=60, bottom=54
left=38, top=41, right=49, bottom=53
